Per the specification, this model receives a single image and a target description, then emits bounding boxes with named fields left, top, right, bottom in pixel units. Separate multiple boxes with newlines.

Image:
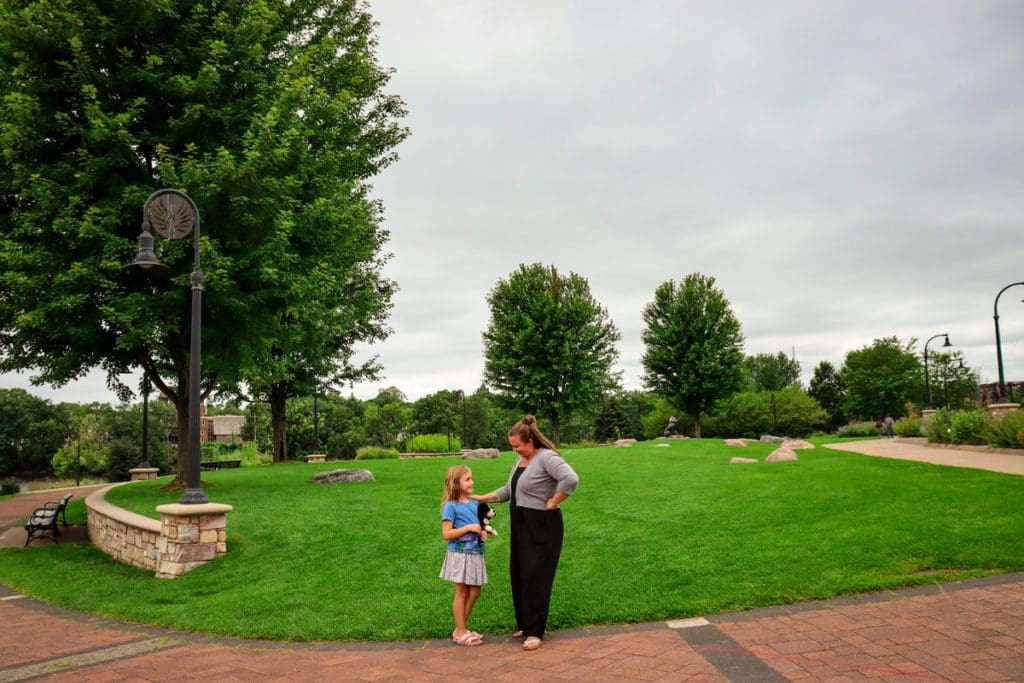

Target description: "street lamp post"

left=994, top=282, right=1024, bottom=401
left=129, top=189, right=207, bottom=505
left=923, top=333, right=952, bottom=410
left=313, top=388, right=320, bottom=455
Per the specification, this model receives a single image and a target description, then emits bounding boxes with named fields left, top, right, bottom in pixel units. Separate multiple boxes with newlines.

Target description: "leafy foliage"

left=710, top=387, right=826, bottom=438
left=894, top=417, right=923, bottom=437
left=0, top=0, right=405, bottom=477
left=836, top=422, right=878, bottom=438
left=841, top=337, right=922, bottom=420
left=483, top=263, right=621, bottom=444
left=0, top=389, right=73, bottom=475
left=745, top=352, right=801, bottom=392
left=354, top=446, right=399, bottom=460
left=985, top=410, right=1024, bottom=449
left=404, top=434, right=461, bottom=453
left=808, top=361, right=847, bottom=432
left=641, top=273, right=745, bottom=437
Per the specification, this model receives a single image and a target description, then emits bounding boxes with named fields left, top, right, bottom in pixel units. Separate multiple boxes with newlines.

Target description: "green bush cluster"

left=836, top=421, right=878, bottom=438
left=927, top=408, right=1024, bottom=448
left=894, top=417, right=922, bottom=437
left=0, top=479, right=19, bottom=495
left=354, top=446, right=399, bottom=460
left=403, top=434, right=461, bottom=453
left=200, top=441, right=268, bottom=466
left=986, top=410, right=1024, bottom=449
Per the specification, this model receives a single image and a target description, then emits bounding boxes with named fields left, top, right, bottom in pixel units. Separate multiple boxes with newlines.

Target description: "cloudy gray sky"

left=4, top=0, right=1024, bottom=404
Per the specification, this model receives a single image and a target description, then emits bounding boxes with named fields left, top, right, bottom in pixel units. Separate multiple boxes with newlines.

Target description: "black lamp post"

left=923, top=333, right=952, bottom=410
left=994, top=282, right=1024, bottom=402
left=312, top=382, right=321, bottom=455
left=129, top=189, right=207, bottom=504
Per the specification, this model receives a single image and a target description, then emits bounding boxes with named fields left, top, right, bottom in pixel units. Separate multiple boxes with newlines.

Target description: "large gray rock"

left=765, top=448, right=798, bottom=462
left=461, top=448, right=500, bottom=460
left=724, top=439, right=747, bottom=447
left=615, top=438, right=637, bottom=447
left=759, top=435, right=787, bottom=444
left=730, top=457, right=759, bottom=464
left=312, top=468, right=375, bottom=484
left=655, top=443, right=670, bottom=448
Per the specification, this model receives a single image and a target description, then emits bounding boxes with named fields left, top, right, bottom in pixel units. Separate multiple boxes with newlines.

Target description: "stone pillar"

left=154, top=502, right=233, bottom=579
left=129, top=467, right=160, bottom=481
left=920, top=409, right=937, bottom=434
left=986, top=403, right=1021, bottom=420
left=305, top=454, right=326, bottom=463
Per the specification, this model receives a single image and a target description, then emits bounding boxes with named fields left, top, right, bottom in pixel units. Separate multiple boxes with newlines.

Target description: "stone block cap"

left=129, top=467, right=160, bottom=473
left=155, top=502, right=234, bottom=516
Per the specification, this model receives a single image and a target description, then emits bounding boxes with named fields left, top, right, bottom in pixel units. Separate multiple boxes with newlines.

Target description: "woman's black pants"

left=509, top=506, right=563, bottom=639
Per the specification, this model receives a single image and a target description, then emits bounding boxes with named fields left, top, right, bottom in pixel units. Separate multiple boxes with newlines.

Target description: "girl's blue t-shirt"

left=441, top=500, right=484, bottom=554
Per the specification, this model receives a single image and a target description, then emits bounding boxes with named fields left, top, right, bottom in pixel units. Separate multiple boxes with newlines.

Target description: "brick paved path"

left=2, top=484, right=1023, bottom=680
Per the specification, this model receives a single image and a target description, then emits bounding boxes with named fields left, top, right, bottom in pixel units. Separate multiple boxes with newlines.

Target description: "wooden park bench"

left=24, top=493, right=73, bottom=547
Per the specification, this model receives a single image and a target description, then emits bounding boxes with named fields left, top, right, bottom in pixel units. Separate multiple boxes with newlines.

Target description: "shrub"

left=104, top=439, right=142, bottom=482
left=894, top=417, right=922, bottom=437
left=950, top=410, right=989, bottom=445
left=927, top=409, right=953, bottom=443
left=404, top=434, right=461, bottom=454
left=1, top=479, right=19, bottom=495
left=713, top=391, right=770, bottom=439
left=985, top=409, right=1024, bottom=449
left=355, top=446, right=399, bottom=460
left=837, top=421, right=877, bottom=438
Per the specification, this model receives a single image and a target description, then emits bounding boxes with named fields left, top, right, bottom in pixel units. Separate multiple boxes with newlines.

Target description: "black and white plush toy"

left=477, top=503, right=498, bottom=538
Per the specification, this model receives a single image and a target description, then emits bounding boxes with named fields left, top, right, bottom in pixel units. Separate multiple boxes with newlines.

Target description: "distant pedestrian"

left=875, top=417, right=884, bottom=437
left=884, top=415, right=895, bottom=439
left=440, top=465, right=487, bottom=646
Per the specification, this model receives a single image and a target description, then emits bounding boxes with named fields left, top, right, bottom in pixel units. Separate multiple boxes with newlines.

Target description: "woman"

left=474, top=415, right=579, bottom=651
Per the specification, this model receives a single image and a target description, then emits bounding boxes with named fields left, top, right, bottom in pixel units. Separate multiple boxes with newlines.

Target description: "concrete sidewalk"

left=824, top=439, right=1024, bottom=476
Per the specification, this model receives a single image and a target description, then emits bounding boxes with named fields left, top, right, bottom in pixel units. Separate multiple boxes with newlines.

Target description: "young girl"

left=440, top=465, right=487, bottom=646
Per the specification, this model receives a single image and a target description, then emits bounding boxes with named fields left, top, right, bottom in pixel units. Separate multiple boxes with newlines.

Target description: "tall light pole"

left=994, top=282, right=1024, bottom=402
left=129, top=189, right=207, bottom=505
left=140, top=375, right=151, bottom=469
left=923, top=333, right=952, bottom=410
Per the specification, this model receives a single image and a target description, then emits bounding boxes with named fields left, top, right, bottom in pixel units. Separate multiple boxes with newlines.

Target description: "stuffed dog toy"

left=477, top=503, right=498, bottom=538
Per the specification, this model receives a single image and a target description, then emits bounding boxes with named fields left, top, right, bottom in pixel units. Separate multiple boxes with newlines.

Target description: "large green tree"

left=745, top=352, right=801, bottom=392
left=641, top=273, right=745, bottom=438
left=807, top=360, right=847, bottom=432
left=0, top=1, right=405, bottom=479
left=0, top=388, right=73, bottom=475
left=841, top=337, right=922, bottom=420
left=483, top=263, right=621, bottom=445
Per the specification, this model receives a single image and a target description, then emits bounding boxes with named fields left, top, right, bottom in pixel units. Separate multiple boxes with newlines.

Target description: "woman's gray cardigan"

left=494, top=448, right=579, bottom=511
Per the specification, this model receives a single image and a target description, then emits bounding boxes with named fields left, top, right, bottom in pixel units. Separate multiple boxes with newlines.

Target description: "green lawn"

left=1, top=438, right=1022, bottom=642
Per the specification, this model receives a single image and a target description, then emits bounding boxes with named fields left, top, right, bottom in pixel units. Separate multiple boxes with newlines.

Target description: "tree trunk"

left=270, top=383, right=289, bottom=463
left=550, top=412, right=561, bottom=446
left=170, top=371, right=190, bottom=486
left=693, top=412, right=702, bottom=439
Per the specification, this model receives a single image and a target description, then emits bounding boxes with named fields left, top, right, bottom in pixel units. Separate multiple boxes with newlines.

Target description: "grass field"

left=1, top=438, right=1022, bottom=642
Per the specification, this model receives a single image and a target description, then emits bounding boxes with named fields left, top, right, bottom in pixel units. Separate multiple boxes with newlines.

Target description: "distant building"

left=204, top=415, right=246, bottom=443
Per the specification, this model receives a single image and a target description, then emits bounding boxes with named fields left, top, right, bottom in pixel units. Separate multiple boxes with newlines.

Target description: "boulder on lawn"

left=759, top=435, right=786, bottom=444
left=615, top=438, right=637, bottom=447
left=461, top=448, right=500, bottom=460
left=312, top=468, right=375, bottom=484
left=724, top=439, right=747, bottom=447
left=655, top=443, right=670, bottom=448
left=785, top=439, right=815, bottom=450
left=765, top=448, right=798, bottom=462
left=730, top=457, right=759, bottom=464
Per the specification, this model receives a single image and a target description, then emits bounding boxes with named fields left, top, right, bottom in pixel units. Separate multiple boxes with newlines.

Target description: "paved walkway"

left=1, top=471, right=1023, bottom=681
left=823, top=439, right=1024, bottom=476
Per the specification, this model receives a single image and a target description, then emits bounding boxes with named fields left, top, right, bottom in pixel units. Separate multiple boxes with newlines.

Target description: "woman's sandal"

left=522, top=637, right=542, bottom=651
left=453, top=632, right=482, bottom=647
left=512, top=630, right=524, bottom=638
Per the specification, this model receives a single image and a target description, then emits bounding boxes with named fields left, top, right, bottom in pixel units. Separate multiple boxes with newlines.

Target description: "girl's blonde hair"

left=508, top=414, right=559, bottom=454
left=441, top=465, right=472, bottom=510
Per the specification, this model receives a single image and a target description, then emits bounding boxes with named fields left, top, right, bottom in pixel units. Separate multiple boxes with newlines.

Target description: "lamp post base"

left=986, top=403, right=1021, bottom=420
left=179, top=487, right=209, bottom=505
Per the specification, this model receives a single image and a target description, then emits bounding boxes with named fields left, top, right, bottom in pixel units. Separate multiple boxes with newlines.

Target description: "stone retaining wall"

left=86, top=484, right=232, bottom=579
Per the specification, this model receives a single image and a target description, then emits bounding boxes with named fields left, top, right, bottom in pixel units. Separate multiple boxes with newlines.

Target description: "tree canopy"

left=807, top=360, right=847, bottom=432
left=641, top=273, right=745, bottom=437
left=483, top=263, right=621, bottom=444
left=841, top=337, right=922, bottom=419
left=0, top=0, right=405, bottom=478
left=745, top=352, right=801, bottom=392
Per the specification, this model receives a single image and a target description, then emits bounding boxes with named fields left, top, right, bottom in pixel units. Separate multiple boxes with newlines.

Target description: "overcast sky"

left=4, top=0, right=1024, bottom=405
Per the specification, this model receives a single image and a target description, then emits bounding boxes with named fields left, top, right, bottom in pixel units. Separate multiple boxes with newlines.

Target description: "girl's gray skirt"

left=440, top=551, right=487, bottom=586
